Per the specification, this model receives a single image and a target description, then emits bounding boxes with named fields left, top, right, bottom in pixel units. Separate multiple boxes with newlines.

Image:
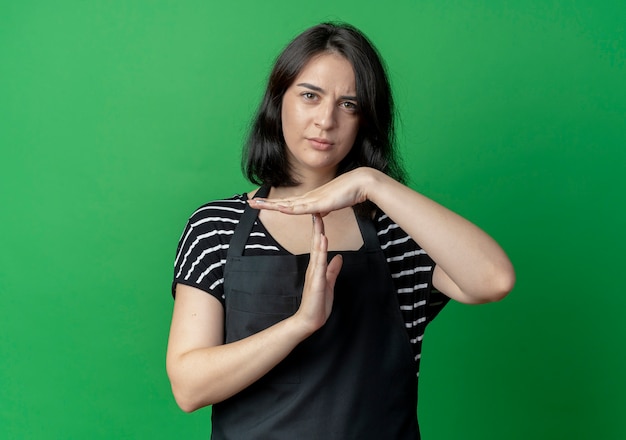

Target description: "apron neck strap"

left=355, top=210, right=381, bottom=252
left=227, top=185, right=270, bottom=258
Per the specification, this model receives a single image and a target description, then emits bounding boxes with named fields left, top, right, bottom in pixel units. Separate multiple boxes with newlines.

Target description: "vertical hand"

left=294, top=213, right=343, bottom=335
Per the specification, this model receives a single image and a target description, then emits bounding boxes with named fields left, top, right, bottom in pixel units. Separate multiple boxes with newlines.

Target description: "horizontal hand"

left=248, top=168, right=372, bottom=216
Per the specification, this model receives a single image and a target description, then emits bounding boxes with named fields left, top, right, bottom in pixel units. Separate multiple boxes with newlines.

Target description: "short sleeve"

left=171, top=196, right=246, bottom=304
left=375, top=209, right=450, bottom=364
left=426, top=287, right=450, bottom=323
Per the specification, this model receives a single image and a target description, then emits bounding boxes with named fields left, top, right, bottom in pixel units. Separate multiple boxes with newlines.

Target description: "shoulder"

left=174, top=193, right=249, bottom=261
left=186, top=193, right=248, bottom=226
left=373, top=210, right=415, bottom=247
left=173, top=193, right=250, bottom=297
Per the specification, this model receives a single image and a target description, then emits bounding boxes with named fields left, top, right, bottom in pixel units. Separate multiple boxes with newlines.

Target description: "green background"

left=1, top=0, right=624, bottom=438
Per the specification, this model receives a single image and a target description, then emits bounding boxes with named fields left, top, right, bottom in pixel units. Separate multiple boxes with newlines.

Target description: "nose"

left=314, top=101, right=336, bottom=130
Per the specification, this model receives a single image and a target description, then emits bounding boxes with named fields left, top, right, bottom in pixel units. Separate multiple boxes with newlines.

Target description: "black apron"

left=212, top=186, right=420, bottom=439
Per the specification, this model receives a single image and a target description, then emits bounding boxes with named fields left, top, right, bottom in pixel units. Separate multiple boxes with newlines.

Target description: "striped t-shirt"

left=172, top=193, right=449, bottom=372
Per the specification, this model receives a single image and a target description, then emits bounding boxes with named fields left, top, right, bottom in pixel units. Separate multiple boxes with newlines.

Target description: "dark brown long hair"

left=243, top=22, right=405, bottom=188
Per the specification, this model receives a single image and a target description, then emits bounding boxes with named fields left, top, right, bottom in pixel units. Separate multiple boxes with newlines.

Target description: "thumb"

left=325, top=254, right=343, bottom=290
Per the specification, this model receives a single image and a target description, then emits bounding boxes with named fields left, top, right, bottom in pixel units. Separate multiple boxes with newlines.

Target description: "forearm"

left=168, top=314, right=312, bottom=412
left=365, top=168, right=515, bottom=303
left=247, top=168, right=514, bottom=299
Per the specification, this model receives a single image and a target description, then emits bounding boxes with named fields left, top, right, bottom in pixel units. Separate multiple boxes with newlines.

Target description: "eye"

left=301, top=92, right=317, bottom=100
left=340, top=101, right=358, bottom=112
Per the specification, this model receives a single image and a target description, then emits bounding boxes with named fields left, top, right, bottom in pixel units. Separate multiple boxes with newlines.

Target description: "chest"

left=257, top=207, right=363, bottom=255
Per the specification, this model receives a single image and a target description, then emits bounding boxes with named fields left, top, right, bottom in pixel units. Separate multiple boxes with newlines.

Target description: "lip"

left=307, top=137, right=334, bottom=150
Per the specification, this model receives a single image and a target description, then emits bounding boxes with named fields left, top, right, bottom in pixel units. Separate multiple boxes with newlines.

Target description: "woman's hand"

left=294, top=213, right=343, bottom=335
left=248, top=168, right=373, bottom=216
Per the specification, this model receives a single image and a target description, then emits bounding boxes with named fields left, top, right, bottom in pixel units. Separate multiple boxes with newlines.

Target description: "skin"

left=166, top=52, right=516, bottom=413
left=280, top=52, right=360, bottom=189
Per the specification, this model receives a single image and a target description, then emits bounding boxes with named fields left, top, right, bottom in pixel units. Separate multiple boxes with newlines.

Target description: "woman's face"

left=281, top=52, right=360, bottom=180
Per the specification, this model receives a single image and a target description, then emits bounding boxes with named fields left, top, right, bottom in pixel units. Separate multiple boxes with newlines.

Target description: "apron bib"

left=212, top=186, right=420, bottom=439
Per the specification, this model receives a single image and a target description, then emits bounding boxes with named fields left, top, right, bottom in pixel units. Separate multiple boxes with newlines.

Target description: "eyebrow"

left=296, top=82, right=357, bottom=101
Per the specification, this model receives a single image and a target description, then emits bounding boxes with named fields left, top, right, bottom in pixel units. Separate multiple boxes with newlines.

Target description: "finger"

left=306, top=214, right=325, bottom=278
left=326, top=254, right=343, bottom=290
left=247, top=198, right=281, bottom=210
left=248, top=197, right=317, bottom=215
left=310, top=216, right=332, bottom=282
left=312, top=213, right=325, bottom=237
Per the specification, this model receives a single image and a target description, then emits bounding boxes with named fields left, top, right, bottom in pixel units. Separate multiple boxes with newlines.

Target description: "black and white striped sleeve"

left=376, top=210, right=450, bottom=365
left=171, top=197, right=246, bottom=304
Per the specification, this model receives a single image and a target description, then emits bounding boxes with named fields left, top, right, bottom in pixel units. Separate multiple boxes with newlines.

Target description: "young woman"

left=167, top=22, right=515, bottom=439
